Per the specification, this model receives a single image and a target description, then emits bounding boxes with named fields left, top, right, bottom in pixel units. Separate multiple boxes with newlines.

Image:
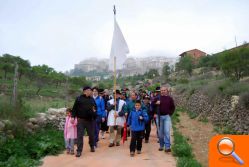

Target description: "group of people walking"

left=64, top=85, right=175, bottom=157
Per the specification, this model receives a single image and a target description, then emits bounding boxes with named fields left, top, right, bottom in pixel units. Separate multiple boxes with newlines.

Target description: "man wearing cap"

left=99, top=89, right=109, bottom=139
left=153, top=86, right=175, bottom=152
left=71, top=86, right=97, bottom=157
left=143, top=94, right=153, bottom=143
left=106, top=90, right=126, bottom=147
left=151, top=87, right=161, bottom=139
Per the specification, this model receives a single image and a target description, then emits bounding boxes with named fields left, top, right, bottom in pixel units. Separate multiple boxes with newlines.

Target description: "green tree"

left=98, top=82, right=105, bottom=89
left=15, top=57, right=31, bottom=80
left=145, top=69, right=159, bottom=79
left=176, top=55, right=194, bottom=76
left=50, top=71, right=66, bottom=88
left=162, top=63, right=171, bottom=80
left=219, top=47, right=249, bottom=80
left=69, top=76, right=91, bottom=88
left=0, top=54, right=31, bottom=80
left=0, top=54, right=15, bottom=79
left=30, top=65, right=55, bottom=95
left=198, top=54, right=219, bottom=69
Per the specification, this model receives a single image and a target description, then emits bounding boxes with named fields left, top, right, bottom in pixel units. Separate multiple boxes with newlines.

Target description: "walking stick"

left=157, top=95, right=161, bottom=129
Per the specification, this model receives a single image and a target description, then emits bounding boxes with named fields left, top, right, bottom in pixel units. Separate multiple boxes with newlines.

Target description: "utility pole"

left=235, top=36, right=238, bottom=47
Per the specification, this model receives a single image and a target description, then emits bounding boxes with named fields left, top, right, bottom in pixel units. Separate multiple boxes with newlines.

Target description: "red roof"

left=179, top=49, right=207, bottom=58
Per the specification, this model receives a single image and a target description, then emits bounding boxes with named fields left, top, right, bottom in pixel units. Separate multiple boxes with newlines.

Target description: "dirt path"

left=176, top=112, right=217, bottom=167
left=41, top=125, right=176, bottom=167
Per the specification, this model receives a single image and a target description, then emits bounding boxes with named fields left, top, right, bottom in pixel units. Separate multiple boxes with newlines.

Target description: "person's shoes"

left=75, top=152, right=81, bottom=157
left=66, top=148, right=70, bottom=154
left=90, top=147, right=95, bottom=152
left=165, top=148, right=171, bottom=153
left=158, top=148, right=164, bottom=151
left=137, top=150, right=141, bottom=154
left=109, top=143, right=115, bottom=147
left=145, top=140, right=149, bottom=143
left=70, top=150, right=74, bottom=155
left=130, top=152, right=135, bottom=157
left=116, top=142, right=120, bottom=146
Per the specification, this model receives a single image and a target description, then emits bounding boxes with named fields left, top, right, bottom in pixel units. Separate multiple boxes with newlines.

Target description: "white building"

left=74, top=58, right=109, bottom=72
left=86, top=76, right=101, bottom=81
left=121, top=56, right=177, bottom=76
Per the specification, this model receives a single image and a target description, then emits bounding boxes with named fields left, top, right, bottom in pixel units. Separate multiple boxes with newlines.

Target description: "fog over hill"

left=68, top=53, right=178, bottom=77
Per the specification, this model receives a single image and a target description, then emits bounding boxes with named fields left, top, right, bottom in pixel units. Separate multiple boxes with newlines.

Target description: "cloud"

left=1, top=0, right=249, bottom=72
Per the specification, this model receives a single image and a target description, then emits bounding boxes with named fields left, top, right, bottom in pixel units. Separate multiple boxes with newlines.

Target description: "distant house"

left=179, top=49, right=207, bottom=59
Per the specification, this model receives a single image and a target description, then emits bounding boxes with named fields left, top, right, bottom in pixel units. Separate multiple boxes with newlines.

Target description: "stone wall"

left=26, top=108, right=67, bottom=132
left=0, top=108, right=66, bottom=141
left=173, top=91, right=249, bottom=134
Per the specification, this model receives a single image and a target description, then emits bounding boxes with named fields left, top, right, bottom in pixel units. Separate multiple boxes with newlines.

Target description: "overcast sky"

left=0, top=0, right=249, bottom=72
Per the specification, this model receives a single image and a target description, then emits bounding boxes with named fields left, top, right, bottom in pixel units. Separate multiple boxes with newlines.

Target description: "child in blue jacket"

left=127, top=100, right=149, bottom=157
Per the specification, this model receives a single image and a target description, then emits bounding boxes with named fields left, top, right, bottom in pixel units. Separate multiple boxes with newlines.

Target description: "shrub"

left=178, top=78, right=189, bottom=84
left=213, top=125, right=238, bottom=135
left=239, top=92, right=249, bottom=109
left=198, top=117, right=209, bottom=123
left=172, top=112, right=180, bottom=123
left=0, top=156, right=41, bottom=167
left=172, top=142, right=193, bottom=157
left=189, top=88, right=195, bottom=96
left=177, top=157, right=202, bottom=167
left=0, top=126, right=64, bottom=167
left=223, top=82, right=249, bottom=96
left=173, top=131, right=186, bottom=144
left=187, top=111, right=198, bottom=119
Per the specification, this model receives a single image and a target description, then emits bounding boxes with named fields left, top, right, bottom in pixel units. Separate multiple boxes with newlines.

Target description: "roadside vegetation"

left=172, top=108, right=202, bottom=167
left=0, top=125, right=64, bottom=167
left=0, top=54, right=87, bottom=166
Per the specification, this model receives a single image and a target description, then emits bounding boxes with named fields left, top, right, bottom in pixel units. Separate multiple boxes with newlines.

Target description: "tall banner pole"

left=113, top=5, right=117, bottom=125
left=114, top=57, right=117, bottom=113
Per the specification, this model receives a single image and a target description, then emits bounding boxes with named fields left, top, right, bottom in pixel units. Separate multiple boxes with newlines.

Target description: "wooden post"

left=65, top=76, right=69, bottom=107
left=12, top=62, right=18, bottom=107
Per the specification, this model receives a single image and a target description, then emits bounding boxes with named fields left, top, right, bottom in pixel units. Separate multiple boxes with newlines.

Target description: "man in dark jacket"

left=151, top=87, right=161, bottom=140
left=71, top=86, right=97, bottom=157
left=153, top=86, right=175, bottom=152
left=143, top=94, right=153, bottom=143
left=99, top=89, right=109, bottom=138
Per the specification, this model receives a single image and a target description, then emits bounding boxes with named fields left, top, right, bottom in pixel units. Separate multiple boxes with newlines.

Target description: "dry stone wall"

left=26, top=108, right=66, bottom=132
left=173, top=91, right=249, bottom=134
left=0, top=108, right=66, bottom=141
